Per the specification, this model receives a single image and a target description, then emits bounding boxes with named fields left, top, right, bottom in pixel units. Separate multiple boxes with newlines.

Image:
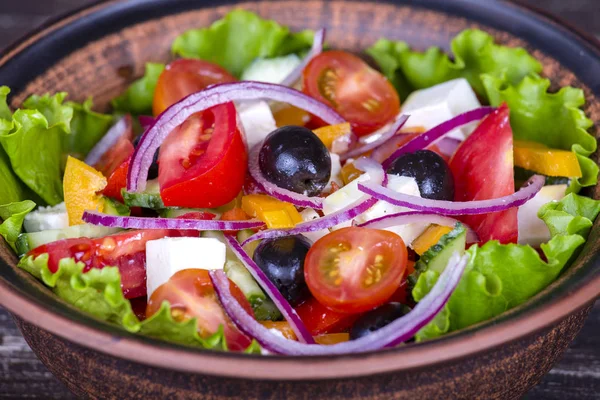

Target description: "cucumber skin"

left=122, top=179, right=164, bottom=209
left=414, top=223, right=467, bottom=275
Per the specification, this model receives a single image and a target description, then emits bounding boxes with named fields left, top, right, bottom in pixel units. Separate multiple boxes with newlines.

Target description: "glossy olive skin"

left=386, top=150, right=454, bottom=200
left=133, top=135, right=159, bottom=180
left=252, top=235, right=312, bottom=307
left=259, top=126, right=331, bottom=197
left=349, top=302, right=412, bottom=340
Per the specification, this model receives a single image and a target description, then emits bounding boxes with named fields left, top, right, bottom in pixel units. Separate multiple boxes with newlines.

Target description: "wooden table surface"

left=0, top=0, right=599, bottom=399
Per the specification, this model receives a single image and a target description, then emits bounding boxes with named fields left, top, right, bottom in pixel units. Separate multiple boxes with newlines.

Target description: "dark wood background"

left=0, top=0, right=599, bottom=399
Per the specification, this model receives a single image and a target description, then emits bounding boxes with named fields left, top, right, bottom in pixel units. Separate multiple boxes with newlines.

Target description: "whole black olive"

left=386, top=150, right=454, bottom=200
left=252, top=235, right=312, bottom=307
left=133, top=135, right=160, bottom=180
left=349, top=302, right=412, bottom=340
left=259, top=126, right=331, bottom=197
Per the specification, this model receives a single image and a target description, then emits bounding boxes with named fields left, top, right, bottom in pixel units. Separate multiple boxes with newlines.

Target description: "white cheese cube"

left=23, top=202, right=69, bottom=233
left=146, top=237, right=226, bottom=298
left=325, top=153, right=343, bottom=192
left=354, top=175, right=428, bottom=245
left=323, top=173, right=373, bottom=228
left=237, top=101, right=278, bottom=151
left=518, top=184, right=567, bottom=247
left=401, top=78, right=481, bottom=141
left=300, top=208, right=330, bottom=244
left=241, top=54, right=301, bottom=84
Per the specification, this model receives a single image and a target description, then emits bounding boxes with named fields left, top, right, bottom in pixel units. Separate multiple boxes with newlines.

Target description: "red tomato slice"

left=146, top=269, right=253, bottom=351
left=449, top=103, right=517, bottom=244
left=28, top=229, right=195, bottom=299
left=294, top=296, right=360, bottom=336
left=102, top=156, right=131, bottom=202
left=304, top=227, right=408, bottom=313
left=153, top=59, right=236, bottom=116
left=158, top=102, right=247, bottom=208
left=93, top=117, right=134, bottom=178
left=303, top=51, right=400, bottom=136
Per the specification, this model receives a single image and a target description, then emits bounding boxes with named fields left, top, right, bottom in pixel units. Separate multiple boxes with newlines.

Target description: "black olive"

left=252, top=235, right=311, bottom=307
left=259, top=126, right=331, bottom=197
left=349, top=302, right=412, bottom=340
left=386, top=150, right=454, bottom=200
left=133, top=135, right=159, bottom=180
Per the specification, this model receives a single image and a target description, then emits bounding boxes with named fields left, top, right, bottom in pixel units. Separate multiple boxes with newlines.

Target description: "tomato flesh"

left=153, top=59, right=236, bottom=116
left=28, top=229, right=196, bottom=298
left=303, top=51, right=400, bottom=136
left=102, top=156, right=131, bottom=202
left=449, top=103, right=517, bottom=244
left=294, top=296, right=360, bottom=336
left=158, top=102, right=247, bottom=208
left=304, top=227, right=408, bottom=313
left=93, top=116, right=134, bottom=177
left=147, top=269, right=253, bottom=351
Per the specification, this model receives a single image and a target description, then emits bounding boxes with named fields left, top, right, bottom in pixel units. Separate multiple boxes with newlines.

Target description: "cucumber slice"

left=102, top=197, right=130, bottom=216
left=122, top=179, right=164, bottom=209
left=16, top=224, right=121, bottom=256
left=236, top=228, right=260, bottom=259
left=414, top=223, right=467, bottom=275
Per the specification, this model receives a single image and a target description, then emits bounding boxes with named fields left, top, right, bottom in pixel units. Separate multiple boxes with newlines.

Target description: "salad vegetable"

left=1, top=10, right=598, bottom=355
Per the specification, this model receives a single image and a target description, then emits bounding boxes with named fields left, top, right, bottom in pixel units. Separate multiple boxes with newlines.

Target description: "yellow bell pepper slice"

left=313, top=123, right=352, bottom=149
left=64, top=156, right=107, bottom=225
left=412, top=225, right=453, bottom=255
left=341, top=161, right=363, bottom=185
left=241, top=194, right=302, bottom=229
left=273, top=105, right=310, bottom=128
left=513, top=140, right=582, bottom=178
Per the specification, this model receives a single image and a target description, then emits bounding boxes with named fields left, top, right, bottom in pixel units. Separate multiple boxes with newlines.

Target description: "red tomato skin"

left=449, top=103, right=517, bottom=244
left=102, top=156, right=131, bottom=202
left=159, top=103, right=248, bottom=208
left=294, top=296, right=360, bottom=336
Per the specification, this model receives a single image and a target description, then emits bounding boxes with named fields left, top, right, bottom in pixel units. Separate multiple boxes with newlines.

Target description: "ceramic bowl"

left=1, top=1, right=599, bottom=398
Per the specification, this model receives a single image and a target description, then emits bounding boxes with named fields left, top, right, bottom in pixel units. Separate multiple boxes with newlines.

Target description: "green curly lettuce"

left=172, top=10, right=313, bottom=77
left=0, top=200, right=35, bottom=251
left=413, top=193, right=600, bottom=341
left=66, top=98, right=115, bottom=158
left=482, top=74, right=598, bottom=193
left=111, top=63, right=165, bottom=116
left=18, top=254, right=260, bottom=352
left=366, top=29, right=541, bottom=100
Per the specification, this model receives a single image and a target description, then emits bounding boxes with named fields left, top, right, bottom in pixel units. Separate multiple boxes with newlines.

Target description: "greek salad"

left=1, top=10, right=599, bottom=355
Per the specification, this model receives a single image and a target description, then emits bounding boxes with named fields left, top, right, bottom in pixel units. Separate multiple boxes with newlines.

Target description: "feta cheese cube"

left=237, top=101, right=278, bottom=150
left=323, top=173, right=372, bottom=228
left=401, top=78, right=481, bottom=141
left=518, top=184, right=567, bottom=247
left=24, top=202, right=69, bottom=232
left=300, top=208, right=330, bottom=244
left=146, top=237, right=226, bottom=298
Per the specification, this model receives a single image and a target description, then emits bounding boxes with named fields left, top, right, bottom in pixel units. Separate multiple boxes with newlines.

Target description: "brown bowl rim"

left=0, top=0, right=599, bottom=381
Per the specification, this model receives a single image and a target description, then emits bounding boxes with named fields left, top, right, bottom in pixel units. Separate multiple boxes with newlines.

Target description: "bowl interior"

left=0, top=0, right=599, bottom=380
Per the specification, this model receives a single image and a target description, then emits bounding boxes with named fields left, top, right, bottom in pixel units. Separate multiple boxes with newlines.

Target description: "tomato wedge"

left=147, top=269, right=253, bottom=351
left=153, top=59, right=237, bottom=115
left=28, top=229, right=196, bottom=298
left=303, top=51, right=400, bottom=136
left=304, top=227, right=408, bottom=313
left=102, top=156, right=131, bottom=202
left=92, top=115, right=134, bottom=177
left=449, top=103, right=517, bottom=244
left=294, top=296, right=360, bottom=336
left=158, top=102, right=247, bottom=208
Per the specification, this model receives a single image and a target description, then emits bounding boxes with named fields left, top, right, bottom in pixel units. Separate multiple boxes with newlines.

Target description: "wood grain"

left=0, top=0, right=598, bottom=399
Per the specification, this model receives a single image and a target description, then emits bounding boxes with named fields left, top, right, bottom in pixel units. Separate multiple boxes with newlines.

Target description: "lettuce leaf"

left=66, top=98, right=114, bottom=158
left=18, top=253, right=259, bottom=352
left=171, top=10, right=313, bottom=77
left=0, top=200, right=35, bottom=251
left=366, top=29, right=541, bottom=100
left=413, top=193, right=600, bottom=341
left=482, top=74, right=598, bottom=193
left=111, top=63, right=165, bottom=116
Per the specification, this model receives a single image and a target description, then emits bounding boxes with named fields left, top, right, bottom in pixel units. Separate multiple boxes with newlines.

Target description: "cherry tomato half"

left=153, top=59, right=236, bottom=116
left=147, top=269, right=253, bottom=351
left=303, top=51, right=400, bottom=136
left=158, top=102, right=248, bottom=208
left=29, top=229, right=195, bottom=298
left=304, top=227, right=408, bottom=313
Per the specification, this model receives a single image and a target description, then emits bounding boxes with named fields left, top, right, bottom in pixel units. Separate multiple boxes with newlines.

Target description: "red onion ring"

left=82, top=210, right=265, bottom=231
left=435, top=137, right=462, bottom=158
left=356, top=211, right=479, bottom=243
left=223, top=235, right=315, bottom=344
left=358, top=175, right=545, bottom=216
left=280, top=28, right=325, bottom=87
left=210, top=251, right=469, bottom=355
left=85, top=115, right=132, bottom=166
left=381, top=107, right=494, bottom=169
left=127, top=82, right=345, bottom=193
left=241, top=157, right=387, bottom=246
left=340, top=114, right=409, bottom=161
left=248, top=145, right=325, bottom=209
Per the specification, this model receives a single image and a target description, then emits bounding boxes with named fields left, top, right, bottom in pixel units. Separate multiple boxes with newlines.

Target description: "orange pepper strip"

left=241, top=194, right=302, bottom=229
left=513, top=140, right=582, bottom=177
left=313, top=123, right=352, bottom=149
left=412, top=225, right=453, bottom=256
